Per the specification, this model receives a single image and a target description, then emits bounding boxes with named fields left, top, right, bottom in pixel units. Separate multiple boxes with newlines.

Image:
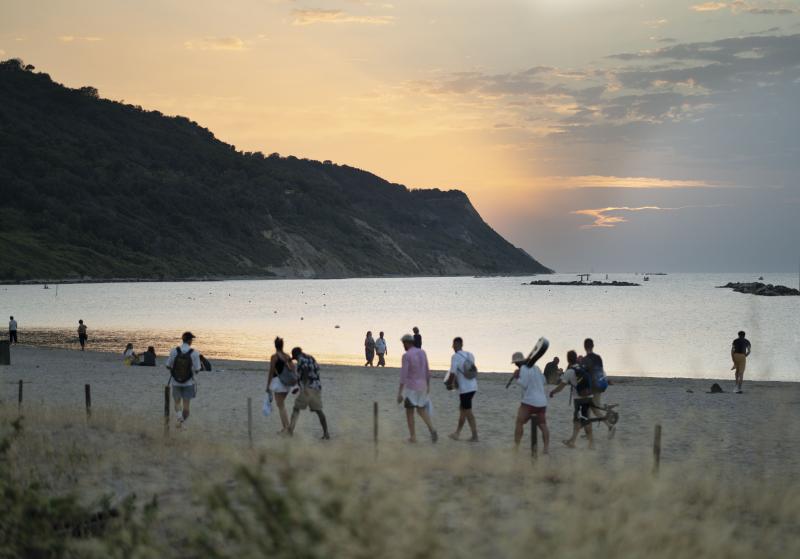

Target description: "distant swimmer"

left=375, top=331, right=388, bottom=367
left=397, top=333, right=437, bottom=443
left=77, top=319, right=88, bottom=351
left=412, top=326, right=422, bottom=349
left=8, top=316, right=18, bottom=344
left=731, top=331, right=751, bottom=394
left=364, top=331, right=376, bottom=367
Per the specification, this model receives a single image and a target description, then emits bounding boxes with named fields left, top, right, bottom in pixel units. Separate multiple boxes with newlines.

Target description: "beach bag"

left=444, top=372, right=457, bottom=391
left=170, top=347, right=194, bottom=383
left=262, top=394, right=272, bottom=416
left=589, top=365, right=608, bottom=392
left=460, top=352, right=478, bottom=380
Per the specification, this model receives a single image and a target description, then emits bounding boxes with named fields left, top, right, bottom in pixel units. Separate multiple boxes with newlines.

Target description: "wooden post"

left=373, top=401, right=379, bottom=458
left=84, top=384, right=92, bottom=420
left=531, top=415, right=538, bottom=460
left=653, top=424, right=662, bottom=475
left=163, top=385, right=170, bottom=437
left=247, top=397, right=253, bottom=448
left=18, top=379, right=22, bottom=413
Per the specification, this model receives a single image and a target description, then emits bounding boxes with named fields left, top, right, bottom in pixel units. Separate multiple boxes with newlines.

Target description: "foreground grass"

left=1, top=405, right=797, bottom=559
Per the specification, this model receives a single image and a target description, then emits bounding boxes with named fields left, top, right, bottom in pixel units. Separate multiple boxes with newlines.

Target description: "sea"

left=1, top=273, right=797, bottom=381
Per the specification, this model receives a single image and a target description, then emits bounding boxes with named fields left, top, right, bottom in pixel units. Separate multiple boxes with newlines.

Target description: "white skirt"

left=403, top=388, right=430, bottom=408
left=270, top=376, right=289, bottom=394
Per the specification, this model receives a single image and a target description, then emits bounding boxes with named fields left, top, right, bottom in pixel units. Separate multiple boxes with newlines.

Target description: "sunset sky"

left=2, top=0, right=799, bottom=271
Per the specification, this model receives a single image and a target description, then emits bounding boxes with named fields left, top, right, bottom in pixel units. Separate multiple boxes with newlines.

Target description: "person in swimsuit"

left=267, top=336, right=296, bottom=434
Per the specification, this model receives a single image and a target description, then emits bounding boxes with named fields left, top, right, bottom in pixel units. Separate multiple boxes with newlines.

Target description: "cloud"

left=571, top=205, right=723, bottom=228
left=184, top=37, right=248, bottom=51
left=58, top=36, right=103, bottom=43
left=690, top=2, right=729, bottom=11
left=544, top=176, right=718, bottom=189
left=643, top=18, right=669, bottom=28
left=689, top=1, right=798, bottom=15
left=291, top=9, right=394, bottom=25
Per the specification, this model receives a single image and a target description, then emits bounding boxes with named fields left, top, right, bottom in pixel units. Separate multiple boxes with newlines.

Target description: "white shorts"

left=270, top=376, right=290, bottom=394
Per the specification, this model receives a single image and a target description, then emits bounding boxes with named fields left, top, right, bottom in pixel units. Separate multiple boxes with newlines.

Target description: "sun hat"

left=511, top=351, right=525, bottom=364
left=401, top=334, right=414, bottom=343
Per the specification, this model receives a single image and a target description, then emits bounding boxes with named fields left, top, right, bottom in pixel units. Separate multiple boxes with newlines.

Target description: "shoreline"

left=4, top=343, right=796, bottom=386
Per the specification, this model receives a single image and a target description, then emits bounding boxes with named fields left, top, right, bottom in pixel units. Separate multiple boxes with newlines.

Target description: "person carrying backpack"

left=583, top=338, right=609, bottom=420
left=549, top=350, right=594, bottom=449
left=166, top=331, right=202, bottom=428
left=445, top=337, right=479, bottom=442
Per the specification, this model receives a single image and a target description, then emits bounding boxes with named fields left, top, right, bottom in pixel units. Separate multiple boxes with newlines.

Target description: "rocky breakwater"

left=718, top=282, right=800, bottom=296
left=525, top=280, right=640, bottom=287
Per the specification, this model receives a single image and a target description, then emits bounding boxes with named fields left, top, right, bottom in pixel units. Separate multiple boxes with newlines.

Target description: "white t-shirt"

left=123, top=348, right=136, bottom=359
left=449, top=350, right=478, bottom=394
left=561, top=366, right=578, bottom=387
left=375, top=337, right=387, bottom=353
left=165, top=343, right=202, bottom=386
left=9, top=319, right=17, bottom=331
left=517, top=364, right=547, bottom=407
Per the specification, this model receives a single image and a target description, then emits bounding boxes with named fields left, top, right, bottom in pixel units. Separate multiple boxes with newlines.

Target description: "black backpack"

left=171, top=347, right=194, bottom=383
left=572, top=364, right=593, bottom=397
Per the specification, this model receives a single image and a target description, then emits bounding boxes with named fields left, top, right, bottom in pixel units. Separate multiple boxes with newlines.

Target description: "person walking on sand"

left=731, top=330, right=751, bottom=394
left=267, top=337, right=296, bottom=435
left=165, top=332, right=202, bottom=428
left=397, top=334, right=438, bottom=443
left=550, top=350, right=594, bottom=449
left=288, top=347, right=330, bottom=439
left=412, top=326, right=422, bottom=349
left=446, top=337, right=479, bottom=442
left=364, top=331, right=376, bottom=367
left=77, top=319, right=88, bottom=351
left=511, top=351, right=550, bottom=454
left=375, top=331, right=388, bottom=367
left=8, top=316, right=18, bottom=344
left=583, top=338, right=608, bottom=420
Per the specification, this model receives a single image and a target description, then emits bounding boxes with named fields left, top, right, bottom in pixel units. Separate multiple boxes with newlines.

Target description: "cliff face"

left=0, top=60, right=552, bottom=280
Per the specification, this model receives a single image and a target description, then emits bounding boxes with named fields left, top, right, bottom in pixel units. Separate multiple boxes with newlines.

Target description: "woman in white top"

left=511, top=351, right=550, bottom=454
left=123, top=343, right=139, bottom=366
left=267, top=336, right=295, bottom=434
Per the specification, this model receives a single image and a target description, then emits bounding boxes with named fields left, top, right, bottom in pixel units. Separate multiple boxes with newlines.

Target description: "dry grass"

left=1, top=402, right=798, bottom=559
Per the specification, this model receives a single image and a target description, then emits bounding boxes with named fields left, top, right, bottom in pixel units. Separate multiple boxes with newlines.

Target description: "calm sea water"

left=1, top=274, right=797, bottom=381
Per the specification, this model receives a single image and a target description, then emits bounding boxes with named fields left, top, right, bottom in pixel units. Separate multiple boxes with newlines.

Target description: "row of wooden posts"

left=14, top=380, right=664, bottom=474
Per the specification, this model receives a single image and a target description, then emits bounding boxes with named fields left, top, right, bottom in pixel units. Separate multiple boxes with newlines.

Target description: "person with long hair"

left=267, top=336, right=296, bottom=434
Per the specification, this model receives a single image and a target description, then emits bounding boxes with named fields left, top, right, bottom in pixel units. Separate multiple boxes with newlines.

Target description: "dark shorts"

left=573, top=398, right=592, bottom=424
left=519, top=403, right=547, bottom=425
left=459, top=391, right=476, bottom=410
left=9, top=331, right=17, bottom=343
left=79, top=334, right=87, bottom=345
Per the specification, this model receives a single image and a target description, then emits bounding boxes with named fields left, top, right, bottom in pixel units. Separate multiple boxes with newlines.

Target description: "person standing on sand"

left=446, top=337, right=478, bottom=442
left=8, top=316, right=18, bottom=344
left=77, top=320, right=88, bottom=351
left=583, top=338, right=607, bottom=420
left=165, top=332, right=202, bottom=428
left=543, top=356, right=562, bottom=385
left=550, top=350, right=594, bottom=449
left=288, top=347, right=330, bottom=439
left=511, top=351, right=550, bottom=454
left=267, top=337, right=296, bottom=435
left=364, top=331, right=376, bottom=367
left=731, top=331, right=751, bottom=394
left=412, top=326, right=422, bottom=348
left=397, top=333, right=438, bottom=443
left=375, top=331, right=388, bottom=367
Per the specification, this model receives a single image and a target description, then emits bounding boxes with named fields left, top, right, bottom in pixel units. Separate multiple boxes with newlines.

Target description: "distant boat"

left=643, top=276, right=650, bottom=282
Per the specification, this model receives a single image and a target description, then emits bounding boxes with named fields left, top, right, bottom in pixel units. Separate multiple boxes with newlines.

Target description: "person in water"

left=267, top=336, right=296, bottom=434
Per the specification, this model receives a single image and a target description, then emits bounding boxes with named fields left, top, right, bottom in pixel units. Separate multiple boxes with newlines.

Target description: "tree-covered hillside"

left=0, top=59, right=551, bottom=280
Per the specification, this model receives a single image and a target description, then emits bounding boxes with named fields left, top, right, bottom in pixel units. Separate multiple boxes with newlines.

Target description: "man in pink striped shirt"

left=397, top=334, right=438, bottom=443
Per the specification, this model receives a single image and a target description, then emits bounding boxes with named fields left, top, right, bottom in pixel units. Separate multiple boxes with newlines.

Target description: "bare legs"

left=405, top=407, right=437, bottom=443
left=450, top=409, right=478, bottom=441
left=275, top=392, right=289, bottom=433
left=289, top=408, right=330, bottom=439
left=513, top=407, right=549, bottom=454
left=563, top=421, right=593, bottom=449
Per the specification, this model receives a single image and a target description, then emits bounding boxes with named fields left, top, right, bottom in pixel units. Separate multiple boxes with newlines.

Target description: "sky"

left=2, top=0, right=799, bottom=272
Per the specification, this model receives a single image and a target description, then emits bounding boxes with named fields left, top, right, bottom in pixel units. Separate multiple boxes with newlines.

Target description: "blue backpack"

left=585, top=355, right=609, bottom=392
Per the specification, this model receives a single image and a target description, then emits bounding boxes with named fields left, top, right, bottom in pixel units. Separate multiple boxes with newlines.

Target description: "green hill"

left=0, top=59, right=551, bottom=281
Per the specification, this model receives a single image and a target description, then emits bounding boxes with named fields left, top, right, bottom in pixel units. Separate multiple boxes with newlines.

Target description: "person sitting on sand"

left=288, top=347, right=330, bottom=440
left=511, top=351, right=550, bottom=454
left=123, top=343, right=139, bottom=365
left=397, top=333, right=437, bottom=443
left=446, top=337, right=478, bottom=442
left=364, top=331, right=376, bottom=367
left=543, top=356, right=562, bottom=385
left=166, top=332, right=202, bottom=428
left=136, top=346, right=157, bottom=367
left=77, top=320, right=88, bottom=351
left=267, top=337, right=296, bottom=435
left=731, top=331, right=751, bottom=394
left=375, top=331, right=388, bottom=367
left=549, top=350, right=594, bottom=449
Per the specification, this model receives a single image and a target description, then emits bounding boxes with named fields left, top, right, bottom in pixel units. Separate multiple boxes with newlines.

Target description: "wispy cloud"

left=643, top=18, right=669, bottom=28
left=572, top=205, right=722, bottom=228
left=545, top=176, right=719, bottom=189
left=184, top=36, right=248, bottom=51
left=690, top=1, right=798, bottom=15
left=690, top=2, right=729, bottom=11
left=58, top=36, right=103, bottom=43
left=291, top=9, right=394, bottom=26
